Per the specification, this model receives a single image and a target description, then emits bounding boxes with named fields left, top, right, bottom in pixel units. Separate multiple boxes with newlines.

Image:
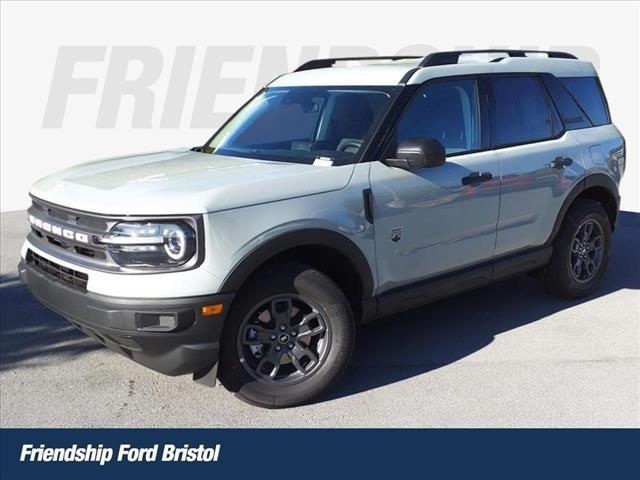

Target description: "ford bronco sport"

left=19, top=50, right=625, bottom=408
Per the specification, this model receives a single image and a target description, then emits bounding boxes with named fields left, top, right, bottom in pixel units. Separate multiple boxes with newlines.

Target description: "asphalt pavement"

left=1, top=210, right=638, bottom=427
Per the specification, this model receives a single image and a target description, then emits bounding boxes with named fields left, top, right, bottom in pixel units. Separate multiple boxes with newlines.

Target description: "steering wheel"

left=336, top=138, right=363, bottom=153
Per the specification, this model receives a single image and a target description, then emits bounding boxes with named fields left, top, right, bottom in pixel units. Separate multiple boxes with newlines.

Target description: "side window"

left=560, top=77, right=610, bottom=126
left=541, top=75, right=592, bottom=130
left=394, top=79, right=481, bottom=155
left=490, top=76, right=562, bottom=147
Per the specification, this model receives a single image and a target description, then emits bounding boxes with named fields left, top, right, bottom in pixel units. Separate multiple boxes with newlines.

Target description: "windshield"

left=204, top=86, right=398, bottom=165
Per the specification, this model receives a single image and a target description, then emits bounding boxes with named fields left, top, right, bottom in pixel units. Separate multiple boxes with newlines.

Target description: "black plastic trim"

left=295, top=56, right=421, bottom=72
left=478, top=77, right=492, bottom=150
left=594, top=76, right=612, bottom=123
left=363, top=188, right=374, bottom=224
left=26, top=249, right=88, bottom=291
left=398, top=67, right=421, bottom=85
left=545, top=173, right=620, bottom=244
left=19, top=259, right=233, bottom=376
left=359, top=84, right=420, bottom=164
left=30, top=194, right=204, bottom=220
left=419, top=50, right=577, bottom=67
left=219, top=229, right=375, bottom=298
left=374, top=246, right=553, bottom=319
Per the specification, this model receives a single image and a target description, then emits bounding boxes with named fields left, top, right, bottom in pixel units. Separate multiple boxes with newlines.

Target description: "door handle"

left=462, top=171, right=493, bottom=186
left=549, top=156, right=573, bottom=169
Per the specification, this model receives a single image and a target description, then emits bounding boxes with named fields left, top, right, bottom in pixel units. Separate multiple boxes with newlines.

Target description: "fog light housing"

left=136, top=313, right=178, bottom=331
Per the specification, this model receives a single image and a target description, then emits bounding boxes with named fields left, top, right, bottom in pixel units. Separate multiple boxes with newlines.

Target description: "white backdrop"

left=1, top=1, right=638, bottom=212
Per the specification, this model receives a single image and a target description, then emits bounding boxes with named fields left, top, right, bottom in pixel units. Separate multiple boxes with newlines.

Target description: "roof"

left=269, top=52, right=597, bottom=88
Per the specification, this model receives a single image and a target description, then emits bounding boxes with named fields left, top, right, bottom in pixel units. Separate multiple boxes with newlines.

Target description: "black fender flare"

left=219, top=229, right=375, bottom=298
left=546, top=173, right=620, bottom=245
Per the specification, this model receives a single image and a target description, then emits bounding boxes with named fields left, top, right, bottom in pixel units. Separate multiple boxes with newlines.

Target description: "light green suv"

left=20, top=51, right=625, bottom=407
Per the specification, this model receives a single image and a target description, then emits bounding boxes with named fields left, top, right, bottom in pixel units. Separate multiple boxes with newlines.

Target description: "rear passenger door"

left=489, top=75, right=585, bottom=256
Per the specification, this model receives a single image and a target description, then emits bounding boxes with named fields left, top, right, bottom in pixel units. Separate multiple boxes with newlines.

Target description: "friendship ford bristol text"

left=20, top=443, right=222, bottom=465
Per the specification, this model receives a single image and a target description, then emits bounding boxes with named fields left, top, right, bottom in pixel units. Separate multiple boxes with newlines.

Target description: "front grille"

left=28, top=197, right=116, bottom=270
left=38, top=201, right=109, bottom=231
left=27, top=249, right=89, bottom=291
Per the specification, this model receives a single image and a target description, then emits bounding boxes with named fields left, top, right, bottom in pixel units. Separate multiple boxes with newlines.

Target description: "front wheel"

left=544, top=199, right=612, bottom=298
left=218, top=262, right=355, bottom=408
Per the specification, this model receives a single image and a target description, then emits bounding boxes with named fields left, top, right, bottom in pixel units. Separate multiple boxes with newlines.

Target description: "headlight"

left=99, top=221, right=197, bottom=269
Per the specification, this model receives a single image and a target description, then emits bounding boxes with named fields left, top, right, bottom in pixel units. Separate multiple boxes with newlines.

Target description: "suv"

left=19, top=50, right=625, bottom=408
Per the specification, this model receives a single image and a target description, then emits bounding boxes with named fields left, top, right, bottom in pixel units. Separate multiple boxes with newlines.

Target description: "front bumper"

left=18, top=258, right=234, bottom=378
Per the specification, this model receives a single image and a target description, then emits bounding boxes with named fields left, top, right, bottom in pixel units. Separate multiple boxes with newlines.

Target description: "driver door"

left=370, top=78, right=500, bottom=293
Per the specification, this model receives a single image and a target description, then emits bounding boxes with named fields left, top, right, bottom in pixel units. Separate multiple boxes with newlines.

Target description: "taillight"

left=611, top=142, right=625, bottom=177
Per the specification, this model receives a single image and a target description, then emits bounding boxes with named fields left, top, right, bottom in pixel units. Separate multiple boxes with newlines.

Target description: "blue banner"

left=1, top=429, right=638, bottom=479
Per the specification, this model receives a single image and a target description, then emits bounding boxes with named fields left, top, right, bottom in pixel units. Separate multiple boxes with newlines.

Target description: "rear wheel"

left=545, top=199, right=612, bottom=298
left=219, top=262, right=354, bottom=408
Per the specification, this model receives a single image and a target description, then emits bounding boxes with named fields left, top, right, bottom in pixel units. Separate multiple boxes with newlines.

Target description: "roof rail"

left=292, top=50, right=578, bottom=73
left=294, top=56, right=422, bottom=72
left=419, top=49, right=577, bottom=67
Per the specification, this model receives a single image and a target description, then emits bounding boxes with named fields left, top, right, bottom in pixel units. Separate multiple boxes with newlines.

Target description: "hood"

left=30, top=149, right=355, bottom=215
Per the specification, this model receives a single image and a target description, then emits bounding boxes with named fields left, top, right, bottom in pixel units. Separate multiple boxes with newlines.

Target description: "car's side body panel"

left=205, top=162, right=377, bottom=294
left=369, top=150, right=500, bottom=293
left=493, top=132, right=585, bottom=256
left=569, top=124, right=625, bottom=186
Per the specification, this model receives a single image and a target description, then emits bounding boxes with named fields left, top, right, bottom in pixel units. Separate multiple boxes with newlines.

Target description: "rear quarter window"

left=559, top=77, right=611, bottom=126
left=541, top=75, right=592, bottom=130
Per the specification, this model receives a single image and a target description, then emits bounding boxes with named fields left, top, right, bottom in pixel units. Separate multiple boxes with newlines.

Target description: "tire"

left=544, top=199, right=612, bottom=298
left=218, top=262, right=355, bottom=408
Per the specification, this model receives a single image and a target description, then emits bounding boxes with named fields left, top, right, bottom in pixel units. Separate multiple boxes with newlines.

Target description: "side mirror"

left=385, top=138, right=446, bottom=169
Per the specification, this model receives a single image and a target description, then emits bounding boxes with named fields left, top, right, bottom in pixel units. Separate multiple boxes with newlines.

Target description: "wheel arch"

left=547, top=173, right=620, bottom=244
left=219, top=229, right=375, bottom=320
